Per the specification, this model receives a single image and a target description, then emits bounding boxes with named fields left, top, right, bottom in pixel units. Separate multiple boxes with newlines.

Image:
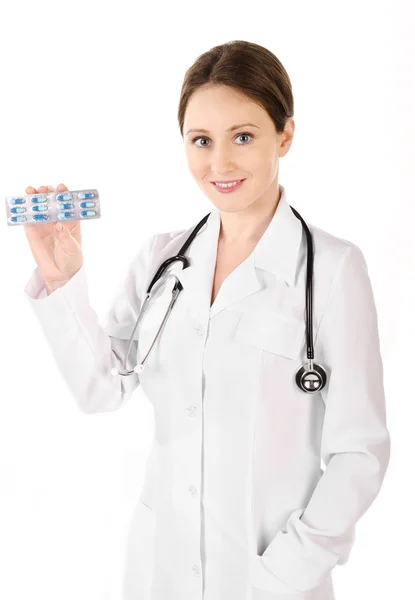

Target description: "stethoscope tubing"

left=114, top=206, right=327, bottom=394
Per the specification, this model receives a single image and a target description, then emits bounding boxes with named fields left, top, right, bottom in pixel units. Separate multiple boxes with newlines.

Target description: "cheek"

left=252, top=156, right=279, bottom=187
left=185, top=154, right=206, bottom=177
left=249, top=148, right=276, bottom=172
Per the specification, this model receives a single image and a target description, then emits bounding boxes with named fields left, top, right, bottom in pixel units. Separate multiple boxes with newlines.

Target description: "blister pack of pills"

left=5, top=188, right=101, bottom=226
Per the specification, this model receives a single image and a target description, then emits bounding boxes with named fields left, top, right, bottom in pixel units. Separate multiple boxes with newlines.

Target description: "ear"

left=279, top=118, right=295, bottom=156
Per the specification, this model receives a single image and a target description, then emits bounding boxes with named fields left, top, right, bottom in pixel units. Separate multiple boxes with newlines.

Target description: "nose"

left=210, top=144, right=236, bottom=173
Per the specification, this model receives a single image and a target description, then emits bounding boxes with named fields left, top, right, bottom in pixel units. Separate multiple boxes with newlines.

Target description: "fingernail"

left=56, top=222, right=63, bottom=232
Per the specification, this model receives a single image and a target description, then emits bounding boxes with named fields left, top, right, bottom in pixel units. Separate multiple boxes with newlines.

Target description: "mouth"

left=211, top=178, right=246, bottom=192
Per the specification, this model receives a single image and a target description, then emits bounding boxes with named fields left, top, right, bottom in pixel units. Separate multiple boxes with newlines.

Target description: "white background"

left=0, top=1, right=413, bottom=598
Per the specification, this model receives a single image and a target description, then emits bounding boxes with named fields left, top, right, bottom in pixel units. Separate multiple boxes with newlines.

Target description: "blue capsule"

left=10, top=215, right=26, bottom=223
left=57, top=202, right=73, bottom=210
left=31, top=196, right=47, bottom=203
left=32, top=205, right=48, bottom=212
left=33, top=214, right=48, bottom=222
left=57, top=212, right=74, bottom=220
left=10, top=197, right=25, bottom=205
left=79, top=201, right=95, bottom=208
left=78, top=192, right=94, bottom=200
left=56, top=193, right=72, bottom=201
left=80, top=210, right=96, bottom=218
left=10, top=206, right=26, bottom=213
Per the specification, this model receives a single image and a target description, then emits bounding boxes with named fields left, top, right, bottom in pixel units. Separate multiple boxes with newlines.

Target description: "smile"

left=211, top=179, right=246, bottom=193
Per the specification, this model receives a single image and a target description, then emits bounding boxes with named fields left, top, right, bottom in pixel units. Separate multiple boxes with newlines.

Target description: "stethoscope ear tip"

left=110, top=367, right=119, bottom=376
left=134, top=364, right=145, bottom=374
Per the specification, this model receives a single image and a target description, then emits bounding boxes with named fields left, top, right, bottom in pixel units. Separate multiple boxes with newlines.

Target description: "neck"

left=218, top=185, right=281, bottom=245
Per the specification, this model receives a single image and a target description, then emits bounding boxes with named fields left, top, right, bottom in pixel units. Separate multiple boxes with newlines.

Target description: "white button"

left=195, top=324, right=205, bottom=336
left=188, top=485, right=197, bottom=496
left=186, top=405, right=197, bottom=418
left=192, top=565, right=201, bottom=577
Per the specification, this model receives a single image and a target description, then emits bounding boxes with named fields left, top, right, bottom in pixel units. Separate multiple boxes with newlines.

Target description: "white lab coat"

left=24, top=184, right=390, bottom=600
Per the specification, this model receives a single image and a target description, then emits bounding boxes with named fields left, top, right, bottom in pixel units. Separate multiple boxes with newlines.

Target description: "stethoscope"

left=111, top=206, right=328, bottom=394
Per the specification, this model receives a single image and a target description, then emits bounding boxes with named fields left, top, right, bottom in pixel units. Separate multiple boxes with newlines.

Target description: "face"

left=182, top=85, right=294, bottom=215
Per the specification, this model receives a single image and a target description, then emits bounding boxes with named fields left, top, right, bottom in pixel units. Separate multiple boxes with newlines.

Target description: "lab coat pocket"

left=122, top=499, right=156, bottom=600
left=250, top=553, right=302, bottom=597
left=234, top=309, right=305, bottom=360
left=251, top=553, right=335, bottom=599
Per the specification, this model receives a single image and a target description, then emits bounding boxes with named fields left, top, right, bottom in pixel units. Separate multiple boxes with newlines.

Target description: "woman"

left=23, top=40, right=390, bottom=600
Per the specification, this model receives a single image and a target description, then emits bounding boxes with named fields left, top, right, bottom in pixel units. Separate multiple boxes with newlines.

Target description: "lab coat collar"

left=252, top=183, right=304, bottom=288
left=175, top=183, right=304, bottom=319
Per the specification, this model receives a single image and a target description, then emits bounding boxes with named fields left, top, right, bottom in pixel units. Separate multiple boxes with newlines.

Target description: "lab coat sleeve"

left=259, top=243, right=391, bottom=593
left=23, top=233, right=156, bottom=414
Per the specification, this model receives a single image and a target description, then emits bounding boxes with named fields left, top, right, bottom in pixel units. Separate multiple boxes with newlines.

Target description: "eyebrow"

left=186, top=122, right=260, bottom=136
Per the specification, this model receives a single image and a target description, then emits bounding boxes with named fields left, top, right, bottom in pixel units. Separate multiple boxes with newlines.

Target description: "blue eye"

left=191, top=132, right=254, bottom=148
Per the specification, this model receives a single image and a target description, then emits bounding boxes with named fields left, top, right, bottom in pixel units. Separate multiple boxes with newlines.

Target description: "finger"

left=25, top=184, right=67, bottom=194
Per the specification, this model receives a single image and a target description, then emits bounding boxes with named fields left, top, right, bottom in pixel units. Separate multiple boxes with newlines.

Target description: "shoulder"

left=304, top=222, right=371, bottom=336
left=307, top=221, right=368, bottom=285
left=145, top=227, right=193, bottom=266
left=310, top=224, right=380, bottom=357
left=138, top=226, right=196, bottom=287
left=124, top=227, right=192, bottom=285
left=152, top=227, right=192, bottom=253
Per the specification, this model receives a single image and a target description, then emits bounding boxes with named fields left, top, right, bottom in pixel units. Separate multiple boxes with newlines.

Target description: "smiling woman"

left=23, top=38, right=390, bottom=600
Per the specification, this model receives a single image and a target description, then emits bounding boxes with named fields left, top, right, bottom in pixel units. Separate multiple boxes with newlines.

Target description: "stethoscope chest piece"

left=295, top=361, right=327, bottom=394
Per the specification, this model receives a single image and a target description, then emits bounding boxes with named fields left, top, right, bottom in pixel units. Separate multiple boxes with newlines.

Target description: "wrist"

left=44, top=279, right=70, bottom=295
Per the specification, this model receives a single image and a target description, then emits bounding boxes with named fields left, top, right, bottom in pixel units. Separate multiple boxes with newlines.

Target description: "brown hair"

left=177, top=40, right=294, bottom=138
